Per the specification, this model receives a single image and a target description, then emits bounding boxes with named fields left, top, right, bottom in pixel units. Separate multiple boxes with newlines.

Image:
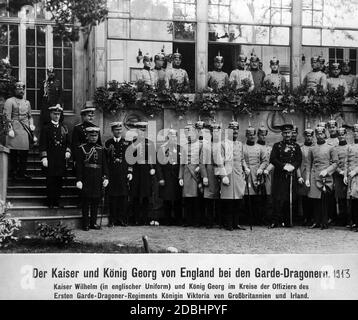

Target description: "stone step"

left=8, top=176, right=77, bottom=186
left=7, top=185, right=78, bottom=196
left=23, top=167, right=75, bottom=177
left=8, top=205, right=80, bottom=217
left=7, top=194, right=80, bottom=207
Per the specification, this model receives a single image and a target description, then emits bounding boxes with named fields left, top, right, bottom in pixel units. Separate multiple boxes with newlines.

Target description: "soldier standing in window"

left=327, top=62, right=348, bottom=96
left=229, top=54, right=254, bottom=92
left=167, top=49, right=190, bottom=92
left=136, top=53, right=156, bottom=89
left=40, top=67, right=63, bottom=126
left=250, top=53, right=266, bottom=90
left=269, top=124, right=302, bottom=228
left=39, top=105, right=71, bottom=208
left=302, top=56, right=327, bottom=92
left=4, top=81, right=35, bottom=180
left=105, top=122, right=133, bottom=227
left=207, top=52, right=229, bottom=91
left=263, top=57, right=287, bottom=92
left=76, top=127, right=108, bottom=231
left=340, top=60, right=358, bottom=94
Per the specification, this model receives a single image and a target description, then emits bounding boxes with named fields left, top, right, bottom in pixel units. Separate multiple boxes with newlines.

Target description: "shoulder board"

left=78, top=143, right=86, bottom=148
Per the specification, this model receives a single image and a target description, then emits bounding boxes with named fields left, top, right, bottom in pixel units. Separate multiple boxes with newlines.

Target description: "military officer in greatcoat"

left=263, top=57, right=286, bottom=92
left=105, top=122, right=133, bottom=227
left=344, top=123, right=358, bottom=231
left=257, top=124, right=274, bottom=225
left=297, top=125, right=315, bottom=226
left=136, top=53, right=156, bottom=88
left=167, top=49, right=190, bottom=92
left=179, top=122, right=202, bottom=227
left=127, top=122, right=156, bottom=225
left=302, top=56, right=327, bottom=92
left=340, top=60, right=358, bottom=94
left=200, top=121, right=222, bottom=228
left=217, top=120, right=249, bottom=231
left=327, top=62, right=348, bottom=96
left=207, top=52, right=229, bottom=91
left=269, top=124, right=302, bottom=228
left=229, top=54, right=254, bottom=92
left=156, top=128, right=182, bottom=225
left=243, top=123, right=268, bottom=225
left=305, top=125, right=338, bottom=230
left=39, top=105, right=71, bottom=208
left=71, top=101, right=102, bottom=161
left=76, top=127, right=109, bottom=231
left=39, top=66, right=63, bottom=126
left=333, top=127, right=349, bottom=226
left=250, top=53, right=266, bottom=90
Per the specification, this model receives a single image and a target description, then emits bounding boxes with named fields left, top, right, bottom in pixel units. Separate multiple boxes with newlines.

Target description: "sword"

left=245, top=172, right=253, bottom=231
left=99, top=184, right=105, bottom=229
left=289, top=173, right=293, bottom=227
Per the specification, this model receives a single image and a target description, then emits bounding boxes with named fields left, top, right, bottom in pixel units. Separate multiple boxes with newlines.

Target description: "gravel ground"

left=74, top=225, right=358, bottom=254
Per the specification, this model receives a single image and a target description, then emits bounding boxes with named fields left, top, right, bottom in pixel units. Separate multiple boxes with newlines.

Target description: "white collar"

left=51, top=120, right=59, bottom=126
left=114, top=137, right=121, bottom=142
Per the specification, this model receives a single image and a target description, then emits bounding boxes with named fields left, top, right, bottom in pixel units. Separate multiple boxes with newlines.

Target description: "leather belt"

left=85, top=164, right=101, bottom=169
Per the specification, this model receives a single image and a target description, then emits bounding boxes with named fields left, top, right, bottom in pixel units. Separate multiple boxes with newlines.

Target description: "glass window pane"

left=63, top=70, right=72, bottom=89
left=0, top=1, right=7, bottom=17
left=36, top=26, right=46, bottom=46
left=63, top=48, right=72, bottom=68
left=174, top=22, right=195, bottom=41
left=302, top=28, right=321, bottom=45
left=53, top=48, right=62, bottom=68
left=254, top=26, right=269, bottom=44
left=282, top=9, right=291, bottom=25
left=270, top=27, right=290, bottom=45
left=63, top=40, right=72, bottom=48
left=219, top=6, right=230, bottom=22
left=11, top=67, right=18, bottom=80
left=229, top=0, right=270, bottom=24
left=302, top=0, right=313, bottom=10
left=37, top=47, right=46, bottom=67
left=302, top=10, right=312, bottom=25
left=26, top=47, right=35, bottom=67
left=26, top=69, right=35, bottom=88
left=130, top=20, right=172, bottom=41
left=131, top=0, right=173, bottom=20
left=282, top=0, right=292, bottom=8
left=53, top=28, right=62, bottom=47
left=26, top=27, right=35, bottom=46
left=63, top=91, right=72, bottom=110
left=37, top=69, right=46, bottom=89
left=313, top=0, right=322, bottom=10
left=312, top=11, right=322, bottom=26
left=350, top=49, right=357, bottom=60
left=0, top=46, right=7, bottom=59
left=9, top=25, right=18, bottom=45
left=9, top=46, right=18, bottom=66
left=271, top=9, right=281, bottom=25
left=323, top=0, right=358, bottom=28
left=0, top=24, right=8, bottom=45
left=208, top=5, right=218, bottom=21
left=36, top=90, right=43, bottom=109
left=107, top=19, right=129, bottom=38
left=54, top=68, right=62, bottom=84
left=322, top=29, right=358, bottom=47
left=208, top=23, right=229, bottom=42
left=26, top=90, right=35, bottom=109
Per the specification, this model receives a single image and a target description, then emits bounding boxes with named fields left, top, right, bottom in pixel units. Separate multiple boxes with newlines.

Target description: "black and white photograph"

left=0, top=0, right=358, bottom=304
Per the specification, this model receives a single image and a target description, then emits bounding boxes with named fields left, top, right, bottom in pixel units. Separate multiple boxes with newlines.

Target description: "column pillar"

left=196, top=0, right=208, bottom=91
left=291, top=0, right=303, bottom=89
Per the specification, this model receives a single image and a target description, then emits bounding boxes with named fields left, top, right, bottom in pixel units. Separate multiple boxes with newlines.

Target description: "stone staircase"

left=6, top=147, right=85, bottom=234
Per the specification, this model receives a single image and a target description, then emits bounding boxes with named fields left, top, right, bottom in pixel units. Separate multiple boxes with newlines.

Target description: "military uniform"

left=208, top=71, right=229, bottom=90
left=340, top=74, right=357, bottom=94
left=136, top=68, right=157, bottom=87
left=76, top=128, right=108, bottom=230
left=327, top=77, right=348, bottom=96
left=306, top=128, right=338, bottom=229
left=40, top=120, right=70, bottom=207
left=243, top=130, right=268, bottom=225
left=345, top=134, right=358, bottom=230
left=251, top=69, right=266, bottom=90
left=156, top=134, right=182, bottom=225
left=105, top=130, right=132, bottom=226
left=168, top=49, right=190, bottom=92
left=270, top=124, right=302, bottom=227
left=229, top=69, right=254, bottom=91
left=302, top=70, right=327, bottom=91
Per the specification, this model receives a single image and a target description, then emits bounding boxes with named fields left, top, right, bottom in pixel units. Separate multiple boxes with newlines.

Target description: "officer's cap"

left=214, top=51, right=224, bottom=63
left=330, top=62, right=340, bottom=70
left=246, top=123, right=256, bottom=135
left=85, top=127, right=100, bottom=134
left=257, top=124, right=268, bottom=136
left=184, top=121, right=195, bottom=130
left=238, top=53, right=247, bottom=62
left=304, top=128, right=314, bottom=136
left=143, top=53, right=152, bottom=62
left=81, top=101, right=96, bottom=114
left=327, top=119, right=338, bottom=128
left=154, top=52, right=165, bottom=61
left=110, top=121, right=123, bottom=129
left=195, top=120, right=205, bottom=130
left=338, top=127, right=347, bottom=136
left=49, top=104, right=63, bottom=113
left=311, top=56, right=320, bottom=63
left=173, top=48, right=182, bottom=59
left=280, top=123, right=294, bottom=132
left=228, top=121, right=239, bottom=130
left=342, top=59, right=351, bottom=67
left=270, top=57, right=279, bottom=66
left=315, top=126, right=326, bottom=135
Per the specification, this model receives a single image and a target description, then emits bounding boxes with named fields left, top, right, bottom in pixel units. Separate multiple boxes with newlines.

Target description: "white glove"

left=319, top=170, right=328, bottom=178
left=42, top=158, right=48, bottom=168
left=127, top=173, right=133, bottom=181
left=338, top=169, right=344, bottom=176
left=343, top=177, right=348, bottom=185
left=305, top=180, right=310, bottom=188
left=203, top=177, right=209, bottom=186
left=257, top=168, right=263, bottom=176
left=284, top=164, right=295, bottom=172
left=103, top=179, right=109, bottom=188
left=298, top=177, right=304, bottom=184
left=30, top=124, right=35, bottom=131
left=150, top=169, right=155, bottom=176
left=195, top=166, right=200, bottom=173
left=159, top=179, right=165, bottom=186
left=179, top=179, right=184, bottom=187
left=76, top=181, right=83, bottom=190
left=8, top=129, right=15, bottom=138
left=263, top=169, right=269, bottom=176
left=244, top=168, right=250, bottom=176
left=349, top=171, right=356, bottom=179
left=65, top=152, right=71, bottom=159
left=222, top=176, right=230, bottom=186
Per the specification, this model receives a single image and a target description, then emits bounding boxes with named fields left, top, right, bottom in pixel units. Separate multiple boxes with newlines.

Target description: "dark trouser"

left=312, top=196, right=329, bottom=226
left=46, top=176, right=62, bottom=206
left=336, top=198, right=348, bottom=226
left=132, top=197, right=149, bottom=225
left=183, top=197, right=199, bottom=226
left=9, top=149, right=28, bottom=177
left=244, top=195, right=264, bottom=225
left=351, top=199, right=358, bottom=227
left=328, top=195, right=337, bottom=223
left=302, top=195, right=314, bottom=224
left=221, top=199, right=242, bottom=229
left=272, top=199, right=290, bottom=225
left=263, top=195, right=273, bottom=225
left=163, top=199, right=182, bottom=225
left=204, top=198, right=217, bottom=227
left=109, top=196, right=128, bottom=225
left=82, top=197, right=100, bottom=228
